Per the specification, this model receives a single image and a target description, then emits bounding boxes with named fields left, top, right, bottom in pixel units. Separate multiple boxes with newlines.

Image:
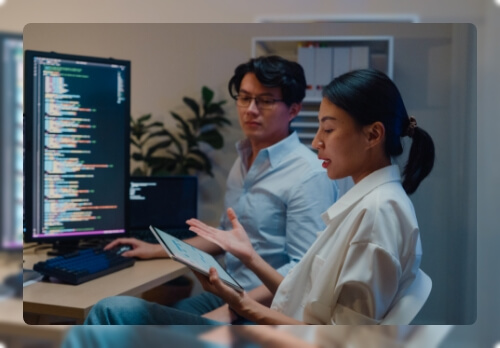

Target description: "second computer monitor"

left=129, top=176, right=198, bottom=239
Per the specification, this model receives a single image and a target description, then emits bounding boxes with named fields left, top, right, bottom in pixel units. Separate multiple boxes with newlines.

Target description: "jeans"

left=84, top=294, right=225, bottom=325
left=172, top=292, right=255, bottom=325
left=171, top=291, right=226, bottom=314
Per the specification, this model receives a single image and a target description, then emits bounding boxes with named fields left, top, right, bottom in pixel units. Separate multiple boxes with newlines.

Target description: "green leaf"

left=144, top=121, right=164, bottom=129
left=137, top=114, right=152, bottom=123
left=186, top=152, right=214, bottom=177
left=188, top=149, right=212, bottom=171
left=171, top=111, right=197, bottom=147
left=130, top=138, right=140, bottom=149
left=202, top=86, right=214, bottom=106
left=183, top=97, right=200, bottom=120
left=184, top=157, right=205, bottom=171
left=132, top=167, right=146, bottom=176
left=148, top=129, right=172, bottom=139
left=132, top=152, right=145, bottom=161
left=148, top=157, right=180, bottom=176
left=166, top=149, right=182, bottom=160
left=197, top=129, right=224, bottom=149
left=138, top=133, right=155, bottom=147
left=205, top=103, right=225, bottom=115
left=146, top=139, right=172, bottom=158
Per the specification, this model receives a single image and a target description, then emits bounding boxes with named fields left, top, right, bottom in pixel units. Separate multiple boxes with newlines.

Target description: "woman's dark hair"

left=322, top=69, right=435, bottom=194
left=228, top=55, right=306, bottom=106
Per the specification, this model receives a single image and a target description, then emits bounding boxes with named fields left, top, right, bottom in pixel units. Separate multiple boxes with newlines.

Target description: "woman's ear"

left=364, top=121, right=386, bottom=148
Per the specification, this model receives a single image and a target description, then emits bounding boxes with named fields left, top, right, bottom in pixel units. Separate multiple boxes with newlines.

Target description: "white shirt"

left=270, top=164, right=422, bottom=324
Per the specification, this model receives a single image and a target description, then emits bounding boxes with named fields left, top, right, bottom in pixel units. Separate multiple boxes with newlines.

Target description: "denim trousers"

left=84, top=291, right=226, bottom=325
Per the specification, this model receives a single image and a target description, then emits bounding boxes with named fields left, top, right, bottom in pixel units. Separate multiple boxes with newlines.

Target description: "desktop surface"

left=23, top=246, right=188, bottom=323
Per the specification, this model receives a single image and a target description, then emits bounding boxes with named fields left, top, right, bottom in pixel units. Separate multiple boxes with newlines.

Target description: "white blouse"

left=270, top=165, right=422, bottom=324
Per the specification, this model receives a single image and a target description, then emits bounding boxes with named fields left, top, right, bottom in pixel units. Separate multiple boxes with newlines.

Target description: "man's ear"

left=364, top=121, right=386, bottom=148
left=288, top=103, right=302, bottom=122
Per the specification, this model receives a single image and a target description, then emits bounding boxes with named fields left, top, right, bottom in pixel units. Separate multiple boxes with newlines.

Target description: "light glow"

left=495, top=0, right=500, bottom=6
left=0, top=0, right=5, bottom=7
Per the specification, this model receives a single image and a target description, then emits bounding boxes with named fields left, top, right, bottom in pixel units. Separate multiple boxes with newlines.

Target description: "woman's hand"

left=186, top=208, right=257, bottom=265
left=193, top=267, right=250, bottom=317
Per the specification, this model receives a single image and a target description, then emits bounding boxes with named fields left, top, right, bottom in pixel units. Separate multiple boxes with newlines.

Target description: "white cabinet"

left=252, top=36, right=394, bottom=147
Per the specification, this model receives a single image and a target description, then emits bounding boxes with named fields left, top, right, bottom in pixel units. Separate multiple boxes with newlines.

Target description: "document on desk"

left=149, top=225, right=244, bottom=292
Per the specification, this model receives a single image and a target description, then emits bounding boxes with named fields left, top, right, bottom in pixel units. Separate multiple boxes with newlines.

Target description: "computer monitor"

left=0, top=32, right=23, bottom=251
left=129, top=176, right=198, bottom=240
left=23, top=50, right=131, bottom=254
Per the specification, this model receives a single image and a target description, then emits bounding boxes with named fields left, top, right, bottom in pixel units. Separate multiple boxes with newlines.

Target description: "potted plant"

left=130, top=86, right=231, bottom=177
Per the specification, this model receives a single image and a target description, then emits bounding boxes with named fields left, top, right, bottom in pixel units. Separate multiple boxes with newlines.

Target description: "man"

left=85, top=55, right=347, bottom=324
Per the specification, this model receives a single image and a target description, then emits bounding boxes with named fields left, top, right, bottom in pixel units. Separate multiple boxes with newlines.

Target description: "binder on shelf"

left=333, top=47, right=351, bottom=78
left=297, top=44, right=316, bottom=99
left=350, top=46, right=370, bottom=71
left=314, top=46, right=333, bottom=98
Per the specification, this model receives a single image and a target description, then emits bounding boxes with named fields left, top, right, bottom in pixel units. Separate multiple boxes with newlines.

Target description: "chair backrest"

left=381, top=268, right=432, bottom=325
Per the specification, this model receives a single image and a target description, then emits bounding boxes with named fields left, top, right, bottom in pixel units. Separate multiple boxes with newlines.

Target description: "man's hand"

left=103, top=238, right=166, bottom=259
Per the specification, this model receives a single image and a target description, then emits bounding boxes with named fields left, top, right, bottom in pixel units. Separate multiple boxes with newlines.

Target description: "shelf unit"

left=252, top=36, right=394, bottom=147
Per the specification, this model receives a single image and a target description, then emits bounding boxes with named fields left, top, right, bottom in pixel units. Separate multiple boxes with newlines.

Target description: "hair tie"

left=405, top=116, right=417, bottom=138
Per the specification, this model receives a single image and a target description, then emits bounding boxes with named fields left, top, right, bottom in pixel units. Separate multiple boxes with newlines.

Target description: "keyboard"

left=33, top=247, right=136, bottom=285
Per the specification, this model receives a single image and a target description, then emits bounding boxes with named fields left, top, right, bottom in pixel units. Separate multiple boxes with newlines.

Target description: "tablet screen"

left=150, top=225, right=244, bottom=292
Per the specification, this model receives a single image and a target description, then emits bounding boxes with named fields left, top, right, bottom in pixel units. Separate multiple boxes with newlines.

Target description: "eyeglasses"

left=234, top=95, right=283, bottom=110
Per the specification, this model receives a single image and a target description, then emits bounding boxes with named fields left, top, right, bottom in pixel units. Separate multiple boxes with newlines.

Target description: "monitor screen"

left=129, top=176, right=198, bottom=232
left=23, top=50, right=131, bottom=246
left=0, top=32, right=23, bottom=250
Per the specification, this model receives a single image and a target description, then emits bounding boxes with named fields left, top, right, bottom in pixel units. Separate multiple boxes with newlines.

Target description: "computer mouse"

left=114, top=244, right=133, bottom=256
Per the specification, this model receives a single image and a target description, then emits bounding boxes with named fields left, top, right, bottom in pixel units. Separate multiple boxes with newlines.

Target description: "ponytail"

left=402, top=123, right=435, bottom=194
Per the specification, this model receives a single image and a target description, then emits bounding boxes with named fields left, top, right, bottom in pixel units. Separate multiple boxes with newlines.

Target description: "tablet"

left=149, top=225, right=244, bottom=293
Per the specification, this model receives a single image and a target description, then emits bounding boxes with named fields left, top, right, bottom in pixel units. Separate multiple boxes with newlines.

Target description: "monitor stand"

left=47, top=240, right=81, bottom=256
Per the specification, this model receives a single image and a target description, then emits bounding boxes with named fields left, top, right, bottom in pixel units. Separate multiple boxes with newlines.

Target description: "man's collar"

left=236, top=131, right=301, bottom=168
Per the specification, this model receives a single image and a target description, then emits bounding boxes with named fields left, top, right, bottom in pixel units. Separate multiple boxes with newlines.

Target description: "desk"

left=23, top=248, right=189, bottom=324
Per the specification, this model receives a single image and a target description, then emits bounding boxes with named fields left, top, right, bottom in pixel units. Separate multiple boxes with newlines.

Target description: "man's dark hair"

left=228, top=55, right=306, bottom=106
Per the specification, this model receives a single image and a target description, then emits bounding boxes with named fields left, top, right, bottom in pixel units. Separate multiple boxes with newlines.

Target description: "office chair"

left=381, top=268, right=432, bottom=325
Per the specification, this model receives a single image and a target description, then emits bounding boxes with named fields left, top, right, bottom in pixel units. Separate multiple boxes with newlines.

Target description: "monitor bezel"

left=23, top=49, right=131, bottom=245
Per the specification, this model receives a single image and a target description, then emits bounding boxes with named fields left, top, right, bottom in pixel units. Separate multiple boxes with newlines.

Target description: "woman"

left=187, top=68, right=435, bottom=325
